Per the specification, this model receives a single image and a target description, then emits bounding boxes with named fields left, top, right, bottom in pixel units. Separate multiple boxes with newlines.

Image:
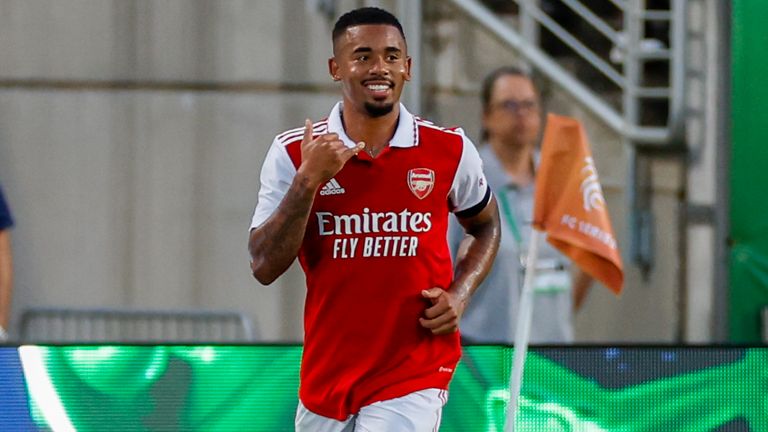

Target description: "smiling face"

left=329, top=24, right=411, bottom=118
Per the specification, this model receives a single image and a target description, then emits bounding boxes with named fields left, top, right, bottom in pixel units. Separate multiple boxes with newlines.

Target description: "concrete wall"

left=0, top=0, right=351, bottom=341
left=0, top=0, right=712, bottom=343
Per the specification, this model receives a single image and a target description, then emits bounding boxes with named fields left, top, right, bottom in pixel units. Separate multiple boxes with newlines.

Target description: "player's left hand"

left=419, top=288, right=466, bottom=335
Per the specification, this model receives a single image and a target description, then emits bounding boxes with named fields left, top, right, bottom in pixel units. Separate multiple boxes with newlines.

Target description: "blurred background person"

left=450, top=66, right=593, bottom=344
left=0, top=183, right=13, bottom=342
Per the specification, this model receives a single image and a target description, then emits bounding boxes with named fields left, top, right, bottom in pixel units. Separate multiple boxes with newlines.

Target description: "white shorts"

left=295, top=388, right=448, bottom=432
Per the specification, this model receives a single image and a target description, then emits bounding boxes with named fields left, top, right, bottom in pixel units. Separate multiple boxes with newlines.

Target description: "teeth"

left=367, top=84, right=389, bottom=91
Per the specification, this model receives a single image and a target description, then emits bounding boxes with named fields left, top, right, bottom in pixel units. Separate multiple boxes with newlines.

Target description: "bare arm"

left=248, top=119, right=364, bottom=285
left=0, top=229, right=13, bottom=331
left=420, top=196, right=501, bottom=335
left=248, top=174, right=320, bottom=285
left=572, top=268, right=593, bottom=311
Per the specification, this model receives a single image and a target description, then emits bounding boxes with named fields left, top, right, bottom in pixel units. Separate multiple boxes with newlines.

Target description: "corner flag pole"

left=504, top=229, right=543, bottom=432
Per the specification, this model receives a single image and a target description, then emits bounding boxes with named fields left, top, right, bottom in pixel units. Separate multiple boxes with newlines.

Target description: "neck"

left=341, top=101, right=400, bottom=155
left=488, top=137, right=535, bottom=187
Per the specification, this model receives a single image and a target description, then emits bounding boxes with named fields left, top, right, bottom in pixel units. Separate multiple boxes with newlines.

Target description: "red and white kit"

left=251, top=102, right=490, bottom=421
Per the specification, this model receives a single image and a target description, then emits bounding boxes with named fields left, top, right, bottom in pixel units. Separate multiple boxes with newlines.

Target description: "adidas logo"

left=320, top=178, right=346, bottom=196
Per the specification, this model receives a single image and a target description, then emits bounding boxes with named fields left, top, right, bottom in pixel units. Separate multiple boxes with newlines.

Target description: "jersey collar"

left=326, top=102, right=419, bottom=150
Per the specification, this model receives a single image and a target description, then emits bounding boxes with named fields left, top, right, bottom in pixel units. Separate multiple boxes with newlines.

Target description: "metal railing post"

left=398, top=0, right=422, bottom=114
left=520, top=0, right=540, bottom=47
left=624, top=0, right=655, bottom=272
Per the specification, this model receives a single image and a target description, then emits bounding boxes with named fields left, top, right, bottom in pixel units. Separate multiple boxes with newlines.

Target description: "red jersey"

left=251, top=103, right=490, bottom=420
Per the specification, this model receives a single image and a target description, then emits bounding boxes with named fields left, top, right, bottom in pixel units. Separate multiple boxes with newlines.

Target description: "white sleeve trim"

left=250, top=137, right=297, bottom=229
left=449, top=133, right=490, bottom=214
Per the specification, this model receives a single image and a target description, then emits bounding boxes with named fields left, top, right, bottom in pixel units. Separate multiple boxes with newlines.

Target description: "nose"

left=369, top=56, right=389, bottom=75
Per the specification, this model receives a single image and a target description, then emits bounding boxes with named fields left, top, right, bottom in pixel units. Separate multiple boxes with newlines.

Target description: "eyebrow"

left=351, top=46, right=402, bottom=54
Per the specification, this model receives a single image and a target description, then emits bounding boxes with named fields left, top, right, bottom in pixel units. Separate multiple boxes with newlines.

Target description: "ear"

left=328, top=57, right=341, bottom=81
left=403, top=56, right=413, bottom=81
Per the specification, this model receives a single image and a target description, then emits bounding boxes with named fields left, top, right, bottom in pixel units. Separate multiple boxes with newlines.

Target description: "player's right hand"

left=297, top=118, right=365, bottom=189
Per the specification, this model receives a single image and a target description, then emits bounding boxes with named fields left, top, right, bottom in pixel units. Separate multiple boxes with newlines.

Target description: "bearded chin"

left=364, top=102, right=395, bottom=118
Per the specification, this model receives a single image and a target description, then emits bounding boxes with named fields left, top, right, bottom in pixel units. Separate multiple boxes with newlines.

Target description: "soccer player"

left=248, top=7, right=500, bottom=431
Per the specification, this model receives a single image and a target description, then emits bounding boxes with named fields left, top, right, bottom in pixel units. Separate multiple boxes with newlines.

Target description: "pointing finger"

left=302, top=118, right=313, bottom=145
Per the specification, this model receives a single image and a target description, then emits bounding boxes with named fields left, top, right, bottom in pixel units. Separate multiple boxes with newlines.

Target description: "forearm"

left=572, top=269, right=593, bottom=311
left=0, top=231, right=13, bottom=329
left=249, top=174, right=319, bottom=285
left=451, top=198, right=501, bottom=306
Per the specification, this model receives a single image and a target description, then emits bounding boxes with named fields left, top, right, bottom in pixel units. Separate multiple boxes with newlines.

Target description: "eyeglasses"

left=493, top=99, right=538, bottom=114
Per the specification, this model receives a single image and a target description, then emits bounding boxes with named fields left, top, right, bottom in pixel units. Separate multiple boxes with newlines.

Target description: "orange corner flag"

left=533, top=114, right=624, bottom=294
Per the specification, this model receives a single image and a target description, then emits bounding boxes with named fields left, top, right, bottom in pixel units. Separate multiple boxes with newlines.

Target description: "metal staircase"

left=443, top=0, right=689, bottom=273
left=445, top=0, right=686, bottom=146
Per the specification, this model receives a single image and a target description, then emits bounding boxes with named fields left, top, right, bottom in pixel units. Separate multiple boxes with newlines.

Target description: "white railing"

left=447, top=0, right=686, bottom=145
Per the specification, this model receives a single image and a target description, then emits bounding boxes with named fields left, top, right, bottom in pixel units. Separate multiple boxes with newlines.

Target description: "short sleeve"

left=250, top=138, right=297, bottom=229
left=449, top=134, right=491, bottom=218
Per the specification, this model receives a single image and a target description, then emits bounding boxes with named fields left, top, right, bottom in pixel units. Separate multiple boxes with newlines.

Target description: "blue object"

left=0, top=348, right=39, bottom=431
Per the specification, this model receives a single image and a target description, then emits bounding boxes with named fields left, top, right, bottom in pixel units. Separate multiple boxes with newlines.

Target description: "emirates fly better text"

left=316, top=208, right=432, bottom=258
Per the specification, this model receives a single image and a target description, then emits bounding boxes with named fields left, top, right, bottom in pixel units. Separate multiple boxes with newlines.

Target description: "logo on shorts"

left=408, top=168, right=434, bottom=200
left=438, top=366, right=454, bottom=373
left=320, top=178, right=346, bottom=196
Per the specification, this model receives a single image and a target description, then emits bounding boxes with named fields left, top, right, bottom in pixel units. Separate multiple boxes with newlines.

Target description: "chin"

left=364, top=102, right=395, bottom=118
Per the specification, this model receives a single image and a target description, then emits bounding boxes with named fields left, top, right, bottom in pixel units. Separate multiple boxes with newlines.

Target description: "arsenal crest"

left=408, top=168, right=435, bottom=200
